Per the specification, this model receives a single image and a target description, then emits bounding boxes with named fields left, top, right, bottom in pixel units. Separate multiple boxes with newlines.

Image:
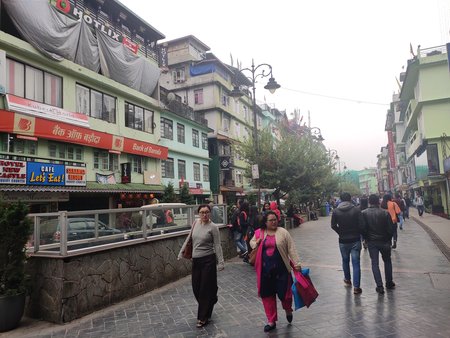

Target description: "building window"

left=76, top=84, right=116, bottom=123
left=172, top=67, right=185, bottom=83
left=201, top=132, right=208, bottom=150
left=160, top=117, right=173, bottom=140
left=177, top=123, right=185, bottom=143
left=0, top=134, right=37, bottom=156
left=236, top=170, right=243, bottom=185
left=162, top=158, right=174, bottom=178
left=202, top=164, right=209, bottom=182
left=221, top=93, right=229, bottom=106
left=243, top=105, right=249, bottom=122
left=129, top=155, right=144, bottom=174
left=192, top=129, right=199, bottom=147
left=178, top=159, right=186, bottom=180
left=6, top=58, right=62, bottom=107
left=125, top=102, right=154, bottom=133
left=93, top=150, right=118, bottom=171
left=222, top=115, right=230, bottom=132
left=49, top=142, right=82, bottom=161
left=194, top=89, right=204, bottom=104
left=193, top=162, right=201, bottom=181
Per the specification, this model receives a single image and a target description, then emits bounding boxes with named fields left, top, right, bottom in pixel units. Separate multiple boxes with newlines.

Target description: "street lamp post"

left=328, top=149, right=340, bottom=172
left=229, top=59, right=281, bottom=210
left=309, top=127, right=324, bottom=142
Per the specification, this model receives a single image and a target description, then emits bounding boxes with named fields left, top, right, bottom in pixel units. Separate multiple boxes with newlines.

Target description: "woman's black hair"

left=197, top=204, right=211, bottom=213
left=360, top=197, right=368, bottom=211
left=240, top=201, right=249, bottom=213
left=380, top=194, right=391, bottom=209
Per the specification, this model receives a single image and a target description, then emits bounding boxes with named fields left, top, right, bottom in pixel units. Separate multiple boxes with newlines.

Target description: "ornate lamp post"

left=328, top=149, right=340, bottom=172
left=309, top=127, right=324, bottom=142
left=229, top=59, right=281, bottom=209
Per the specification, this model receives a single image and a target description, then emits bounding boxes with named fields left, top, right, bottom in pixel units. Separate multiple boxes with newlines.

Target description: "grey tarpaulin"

left=3, top=0, right=160, bottom=96
left=3, top=0, right=100, bottom=72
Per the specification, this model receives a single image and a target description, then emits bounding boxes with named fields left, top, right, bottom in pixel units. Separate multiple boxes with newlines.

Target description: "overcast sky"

left=121, top=0, right=449, bottom=171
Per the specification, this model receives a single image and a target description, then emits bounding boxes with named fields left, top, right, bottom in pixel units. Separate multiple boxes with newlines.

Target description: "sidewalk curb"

left=412, top=216, right=450, bottom=262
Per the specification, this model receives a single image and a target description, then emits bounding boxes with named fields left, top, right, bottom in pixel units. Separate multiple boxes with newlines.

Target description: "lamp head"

left=229, top=85, right=244, bottom=101
left=264, top=77, right=281, bottom=94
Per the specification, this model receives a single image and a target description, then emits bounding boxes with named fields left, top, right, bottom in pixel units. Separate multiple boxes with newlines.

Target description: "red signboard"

left=0, top=110, right=168, bottom=160
left=387, top=131, right=397, bottom=169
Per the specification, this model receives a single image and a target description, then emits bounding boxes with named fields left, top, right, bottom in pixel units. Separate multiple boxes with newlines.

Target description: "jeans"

left=404, top=207, right=409, bottom=219
left=417, top=205, right=424, bottom=216
left=233, top=230, right=247, bottom=253
left=368, top=241, right=393, bottom=287
left=398, top=212, right=404, bottom=229
left=338, top=241, right=361, bottom=288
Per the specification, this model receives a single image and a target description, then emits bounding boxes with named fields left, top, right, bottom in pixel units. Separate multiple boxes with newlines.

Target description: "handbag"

left=181, top=221, right=196, bottom=259
left=248, top=229, right=264, bottom=266
left=291, top=268, right=310, bottom=310
left=290, top=261, right=318, bottom=308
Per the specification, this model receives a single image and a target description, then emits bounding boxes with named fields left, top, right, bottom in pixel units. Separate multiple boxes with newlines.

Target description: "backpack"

left=237, top=211, right=248, bottom=227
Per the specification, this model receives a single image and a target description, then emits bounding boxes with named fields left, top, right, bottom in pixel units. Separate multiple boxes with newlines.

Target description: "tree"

left=236, top=126, right=335, bottom=204
left=160, top=182, right=177, bottom=203
left=179, top=183, right=194, bottom=205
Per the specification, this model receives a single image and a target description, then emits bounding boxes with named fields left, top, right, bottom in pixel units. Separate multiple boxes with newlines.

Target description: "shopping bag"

left=291, top=268, right=310, bottom=310
left=291, top=262, right=318, bottom=308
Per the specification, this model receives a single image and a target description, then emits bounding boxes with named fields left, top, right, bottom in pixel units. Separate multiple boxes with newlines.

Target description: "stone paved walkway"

left=3, top=214, right=450, bottom=338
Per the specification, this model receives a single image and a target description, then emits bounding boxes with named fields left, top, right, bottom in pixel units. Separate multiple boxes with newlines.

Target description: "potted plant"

left=0, top=200, right=32, bottom=332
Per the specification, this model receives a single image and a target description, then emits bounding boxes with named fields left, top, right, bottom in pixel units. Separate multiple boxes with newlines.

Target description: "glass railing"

left=27, top=204, right=227, bottom=257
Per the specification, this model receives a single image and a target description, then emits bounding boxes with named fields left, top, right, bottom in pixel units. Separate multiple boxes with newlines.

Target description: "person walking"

left=403, top=194, right=411, bottom=219
left=178, top=204, right=224, bottom=328
left=415, top=193, right=425, bottom=216
left=381, top=194, right=400, bottom=249
left=231, top=199, right=248, bottom=258
left=250, top=211, right=302, bottom=333
left=331, top=192, right=364, bottom=294
left=394, top=193, right=406, bottom=230
left=361, top=194, right=395, bottom=295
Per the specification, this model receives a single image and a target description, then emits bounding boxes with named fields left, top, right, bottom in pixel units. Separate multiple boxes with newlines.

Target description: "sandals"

left=196, top=319, right=208, bottom=328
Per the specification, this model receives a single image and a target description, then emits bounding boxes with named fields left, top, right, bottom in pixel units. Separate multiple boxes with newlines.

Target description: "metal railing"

left=27, top=204, right=227, bottom=257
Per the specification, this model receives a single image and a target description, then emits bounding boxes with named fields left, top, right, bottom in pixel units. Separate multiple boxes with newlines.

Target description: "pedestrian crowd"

left=177, top=191, right=424, bottom=333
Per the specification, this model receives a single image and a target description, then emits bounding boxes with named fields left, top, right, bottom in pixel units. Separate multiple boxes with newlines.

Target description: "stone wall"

left=26, top=227, right=235, bottom=323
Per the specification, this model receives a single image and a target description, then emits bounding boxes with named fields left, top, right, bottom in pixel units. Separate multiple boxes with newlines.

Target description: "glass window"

left=49, top=142, right=83, bottom=162
left=202, top=164, right=209, bottom=182
left=125, top=102, right=154, bottom=133
left=93, top=150, right=109, bottom=170
left=6, top=59, right=62, bottom=107
left=160, top=118, right=173, bottom=140
left=193, top=162, right=200, bottom=181
left=75, top=84, right=116, bottom=123
left=194, top=89, right=203, bottom=104
left=177, top=123, right=185, bottom=143
left=129, top=155, right=144, bottom=174
left=162, top=158, right=174, bottom=178
left=201, top=132, right=208, bottom=150
left=192, top=129, right=199, bottom=147
left=178, top=159, right=186, bottom=180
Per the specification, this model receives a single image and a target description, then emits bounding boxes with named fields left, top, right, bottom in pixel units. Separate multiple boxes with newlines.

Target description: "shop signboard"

left=65, top=166, right=87, bottom=186
left=26, top=162, right=65, bottom=186
left=0, top=160, right=27, bottom=184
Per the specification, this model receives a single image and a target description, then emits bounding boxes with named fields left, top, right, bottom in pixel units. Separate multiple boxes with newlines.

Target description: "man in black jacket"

left=331, top=192, right=364, bottom=294
left=361, top=194, right=395, bottom=294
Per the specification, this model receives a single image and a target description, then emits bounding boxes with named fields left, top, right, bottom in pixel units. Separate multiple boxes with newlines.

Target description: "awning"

left=0, top=182, right=165, bottom=193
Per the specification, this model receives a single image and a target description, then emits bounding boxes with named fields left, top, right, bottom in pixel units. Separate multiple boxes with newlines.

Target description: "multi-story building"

left=376, top=146, right=390, bottom=194
left=159, top=35, right=257, bottom=204
left=358, top=168, right=377, bottom=196
left=0, top=0, right=210, bottom=212
left=396, top=44, right=450, bottom=215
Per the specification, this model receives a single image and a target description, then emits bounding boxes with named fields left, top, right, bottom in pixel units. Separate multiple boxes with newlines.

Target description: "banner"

left=65, top=166, right=87, bottom=186
left=26, top=162, right=65, bottom=186
left=0, top=110, right=168, bottom=159
left=0, top=160, right=27, bottom=184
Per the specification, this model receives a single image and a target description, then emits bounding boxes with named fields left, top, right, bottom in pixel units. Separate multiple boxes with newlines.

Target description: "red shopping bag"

left=290, top=262, right=319, bottom=308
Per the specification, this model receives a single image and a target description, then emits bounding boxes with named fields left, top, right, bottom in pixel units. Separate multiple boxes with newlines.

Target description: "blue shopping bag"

left=292, top=268, right=310, bottom=310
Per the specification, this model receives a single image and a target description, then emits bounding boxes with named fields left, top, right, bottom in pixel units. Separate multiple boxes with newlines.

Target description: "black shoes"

left=392, top=240, right=397, bottom=249
left=386, top=281, right=396, bottom=289
left=343, top=279, right=352, bottom=287
left=353, top=287, right=362, bottom=294
left=196, top=319, right=208, bottom=328
left=286, top=312, right=293, bottom=323
left=264, top=323, right=276, bottom=332
left=376, top=286, right=385, bottom=294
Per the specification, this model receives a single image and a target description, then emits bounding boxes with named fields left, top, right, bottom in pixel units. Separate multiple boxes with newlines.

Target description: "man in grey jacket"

left=361, top=194, right=395, bottom=294
left=331, top=192, right=364, bottom=294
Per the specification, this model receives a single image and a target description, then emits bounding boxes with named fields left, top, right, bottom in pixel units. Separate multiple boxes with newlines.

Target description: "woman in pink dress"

left=250, top=211, right=302, bottom=332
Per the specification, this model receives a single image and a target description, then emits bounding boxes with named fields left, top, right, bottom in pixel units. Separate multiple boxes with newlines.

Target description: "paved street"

left=4, top=212, right=450, bottom=338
